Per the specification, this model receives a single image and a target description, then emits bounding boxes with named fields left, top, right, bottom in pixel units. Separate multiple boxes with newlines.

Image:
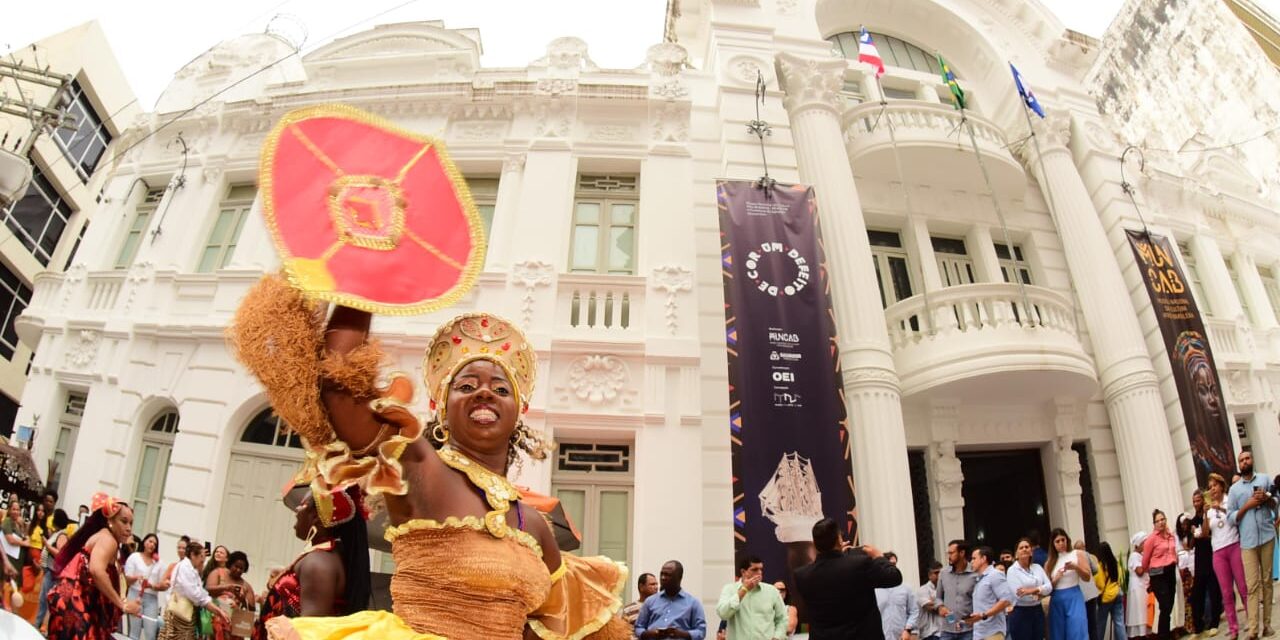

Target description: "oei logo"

left=744, top=241, right=811, bottom=297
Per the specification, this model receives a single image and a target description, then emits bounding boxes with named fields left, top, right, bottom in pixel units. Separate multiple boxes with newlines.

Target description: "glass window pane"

left=597, top=490, right=630, bottom=562
left=134, top=446, right=159, bottom=500
left=874, top=259, right=888, bottom=308
left=608, top=227, right=635, bottom=273
left=838, top=33, right=856, bottom=58
left=888, top=37, right=912, bottom=69
left=575, top=203, right=600, bottom=224
left=208, top=210, right=234, bottom=245
left=571, top=226, right=599, bottom=272
left=610, top=203, right=636, bottom=225
left=220, top=209, right=250, bottom=269
left=888, top=256, right=914, bottom=301
left=555, top=489, right=587, bottom=557
left=116, top=232, right=142, bottom=269
left=477, top=204, right=495, bottom=237
left=197, top=247, right=221, bottom=273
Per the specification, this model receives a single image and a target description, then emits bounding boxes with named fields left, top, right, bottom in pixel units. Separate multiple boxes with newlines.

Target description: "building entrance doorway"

left=959, top=449, right=1050, bottom=556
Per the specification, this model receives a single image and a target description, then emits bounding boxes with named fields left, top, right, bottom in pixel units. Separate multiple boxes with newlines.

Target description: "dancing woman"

left=46, top=494, right=142, bottom=640
left=231, top=277, right=631, bottom=640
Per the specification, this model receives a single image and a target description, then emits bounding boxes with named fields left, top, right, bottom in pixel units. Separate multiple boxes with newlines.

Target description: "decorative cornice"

left=776, top=53, right=845, bottom=116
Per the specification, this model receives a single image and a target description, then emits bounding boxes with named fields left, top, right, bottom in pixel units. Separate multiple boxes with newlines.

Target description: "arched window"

left=827, top=31, right=945, bottom=77
left=133, top=409, right=180, bottom=535
left=240, top=409, right=303, bottom=449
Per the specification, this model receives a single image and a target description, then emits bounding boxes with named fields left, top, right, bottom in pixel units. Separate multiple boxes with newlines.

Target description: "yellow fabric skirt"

left=269, top=610, right=445, bottom=640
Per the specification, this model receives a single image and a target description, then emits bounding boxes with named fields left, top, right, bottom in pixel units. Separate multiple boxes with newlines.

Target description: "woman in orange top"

left=1136, top=509, right=1179, bottom=640
left=231, top=276, right=630, bottom=640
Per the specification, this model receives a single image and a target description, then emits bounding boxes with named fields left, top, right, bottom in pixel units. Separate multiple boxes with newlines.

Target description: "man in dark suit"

left=794, top=517, right=904, bottom=640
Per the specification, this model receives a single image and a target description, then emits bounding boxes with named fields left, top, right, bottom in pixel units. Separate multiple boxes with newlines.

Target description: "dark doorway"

left=959, top=449, right=1050, bottom=556
left=908, top=449, right=937, bottom=583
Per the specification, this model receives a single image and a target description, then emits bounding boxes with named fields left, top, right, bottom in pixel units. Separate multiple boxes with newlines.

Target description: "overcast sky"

left=3, top=0, right=1276, bottom=111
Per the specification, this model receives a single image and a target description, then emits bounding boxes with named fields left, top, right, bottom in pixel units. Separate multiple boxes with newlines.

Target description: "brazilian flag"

left=936, top=53, right=966, bottom=110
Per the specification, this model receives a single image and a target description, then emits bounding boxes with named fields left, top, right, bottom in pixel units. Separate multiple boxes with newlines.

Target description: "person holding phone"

left=1047, top=528, right=1091, bottom=640
left=1136, top=510, right=1177, bottom=640
left=1226, top=450, right=1276, bottom=640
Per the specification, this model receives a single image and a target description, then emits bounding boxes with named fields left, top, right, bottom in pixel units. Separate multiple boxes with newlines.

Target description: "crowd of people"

left=0, top=478, right=369, bottom=640
left=616, top=449, right=1278, bottom=640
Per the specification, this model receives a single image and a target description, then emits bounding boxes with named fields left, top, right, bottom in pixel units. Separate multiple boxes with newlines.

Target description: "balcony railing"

left=886, top=283, right=1077, bottom=347
left=555, top=274, right=645, bottom=339
left=883, top=283, right=1094, bottom=397
left=18, top=268, right=659, bottom=351
left=841, top=100, right=1024, bottom=198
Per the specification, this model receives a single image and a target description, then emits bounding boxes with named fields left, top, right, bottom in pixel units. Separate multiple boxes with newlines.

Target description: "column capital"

left=776, top=52, right=846, bottom=116
left=503, top=153, right=527, bottom=174
left=1016, top=109, right=1072, bottom=168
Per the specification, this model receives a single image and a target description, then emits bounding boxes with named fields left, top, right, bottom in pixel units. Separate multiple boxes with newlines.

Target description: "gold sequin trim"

left=384, top=516, right=543, bottom=557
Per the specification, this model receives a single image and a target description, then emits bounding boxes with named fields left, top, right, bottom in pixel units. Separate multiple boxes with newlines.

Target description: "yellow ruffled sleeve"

left=528, top=555, right=632, bottom=640
left=229, top=273, right=422, bottom=497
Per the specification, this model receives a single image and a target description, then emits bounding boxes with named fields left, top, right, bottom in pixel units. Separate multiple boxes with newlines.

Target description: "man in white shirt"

left=917, top=562, right=945, bottom=640
left=877, top=552, right=920, bottom=640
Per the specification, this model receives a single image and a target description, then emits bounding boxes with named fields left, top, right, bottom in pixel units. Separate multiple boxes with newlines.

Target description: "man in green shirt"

left=716, top=554, right=788, bottom=640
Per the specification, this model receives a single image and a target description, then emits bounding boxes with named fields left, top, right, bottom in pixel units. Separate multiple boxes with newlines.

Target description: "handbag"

left=230, top=608, right=255, bottom=637
left=197, top=607, right=214, bottom=636
left=167, top=593, right=194, bottom=622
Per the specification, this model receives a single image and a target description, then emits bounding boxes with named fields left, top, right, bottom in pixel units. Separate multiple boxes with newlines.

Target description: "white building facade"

left=0, top=22, right=137, bottom=452
left=12, top=0, right=1280, bottom=615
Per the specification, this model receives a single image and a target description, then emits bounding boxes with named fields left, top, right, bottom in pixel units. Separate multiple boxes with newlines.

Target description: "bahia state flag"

left=858, top=27, right=885, bottom=78
left=936, top=52, right=966, bottom=110
left=1010, top=63, right=1045, bottom=118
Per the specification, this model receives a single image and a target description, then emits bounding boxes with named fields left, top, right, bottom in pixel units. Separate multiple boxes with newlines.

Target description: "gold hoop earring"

left=305, top=525, right=317, bottom=547
left=432, top=422, right=449, bottom=444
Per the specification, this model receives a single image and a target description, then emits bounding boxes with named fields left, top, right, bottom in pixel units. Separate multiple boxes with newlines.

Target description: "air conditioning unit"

left=0, top=147, right=32, bottom=208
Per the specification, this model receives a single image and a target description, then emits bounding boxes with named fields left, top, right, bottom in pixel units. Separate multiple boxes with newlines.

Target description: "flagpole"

left=959, top=106, right=1036, bottom=327
left=872, top=71, right=936, bottom=335
left=1015, top=73, right=1081, bottom=336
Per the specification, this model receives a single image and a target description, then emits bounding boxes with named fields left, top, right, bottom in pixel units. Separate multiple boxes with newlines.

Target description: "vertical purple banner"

left=717, top=180, right=856, bottom=584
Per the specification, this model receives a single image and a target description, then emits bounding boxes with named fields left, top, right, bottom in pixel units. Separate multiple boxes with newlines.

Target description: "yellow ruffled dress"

left=230, top=276, right=631, bottom=640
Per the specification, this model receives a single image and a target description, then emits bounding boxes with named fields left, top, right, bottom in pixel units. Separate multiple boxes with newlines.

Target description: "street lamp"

left=0, top=54, right=77, bottom=207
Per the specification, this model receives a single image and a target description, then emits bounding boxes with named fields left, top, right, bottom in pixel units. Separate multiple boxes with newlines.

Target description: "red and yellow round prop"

left=259, top=104, right=485, bottom=315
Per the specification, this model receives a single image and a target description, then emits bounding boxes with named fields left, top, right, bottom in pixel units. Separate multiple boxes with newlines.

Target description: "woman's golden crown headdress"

left=423, top=312, right=536, bottom=420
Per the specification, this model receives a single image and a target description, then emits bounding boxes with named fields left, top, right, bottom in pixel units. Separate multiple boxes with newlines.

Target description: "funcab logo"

left=745, top=241, right=811, bottom=297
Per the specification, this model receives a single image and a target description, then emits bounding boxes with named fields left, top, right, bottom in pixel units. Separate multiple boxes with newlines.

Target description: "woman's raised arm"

left=321, top=306, right=386, bottom=454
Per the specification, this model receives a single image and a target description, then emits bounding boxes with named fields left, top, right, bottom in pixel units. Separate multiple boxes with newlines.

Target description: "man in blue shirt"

left=964, top=546, right=1015, bottom=640
left=636, top=560, right=707, bottom=640
left=1226, top=450, right=1277, bottom=640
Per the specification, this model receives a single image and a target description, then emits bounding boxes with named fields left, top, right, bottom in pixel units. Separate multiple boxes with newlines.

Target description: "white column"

left=1236, top=253, right=1278, bottom=329
left=968, top=226, right=1003, bottom=283
left=903, top=219, right=952, bottom=331
left=1020, top=113, right=1183, bottom=534
left=777, top=53, right=919, bottom=580
left=484, top=154, right=526, bottom=272
left=1191, top=236, right=1245, bottom=322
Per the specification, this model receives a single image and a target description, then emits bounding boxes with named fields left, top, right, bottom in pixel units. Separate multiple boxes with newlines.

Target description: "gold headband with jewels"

left=424, top=313, right=535, bottom=420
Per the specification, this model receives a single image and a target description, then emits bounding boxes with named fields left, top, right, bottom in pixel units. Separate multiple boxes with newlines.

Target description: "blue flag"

left=1010, top=63, right=1044, bottom=118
